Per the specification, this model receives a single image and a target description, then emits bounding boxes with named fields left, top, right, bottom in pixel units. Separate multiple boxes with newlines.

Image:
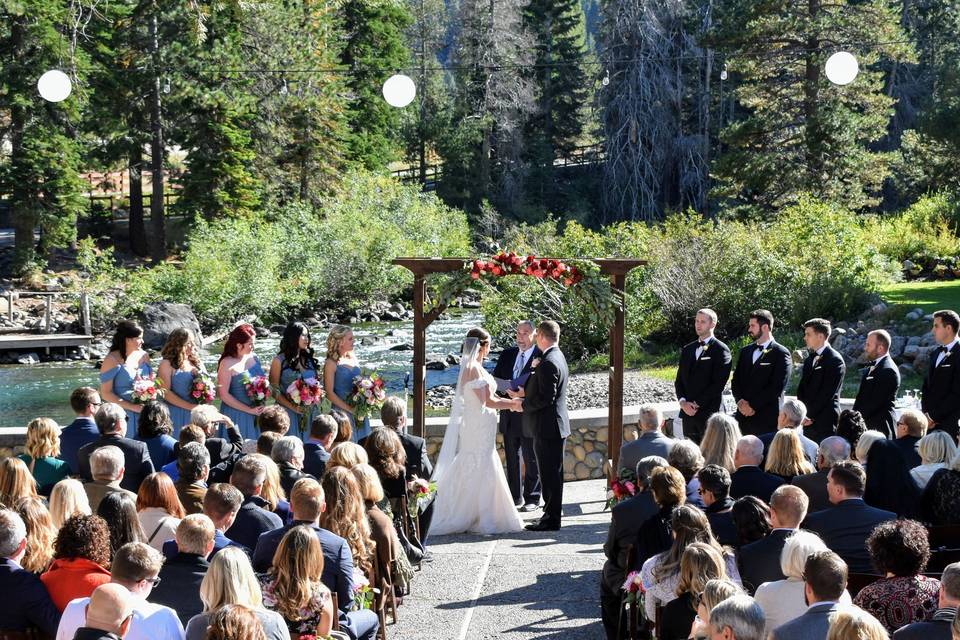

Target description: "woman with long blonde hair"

left=0, top=456, right=38, bottom=507
left=259, top=525, right=333, bottom=638
left=250, top=454, right=292, bottom=524
left=159, top=328, right=206, bottom=436
left=700, top=413, right=742, bottom=473
left=49, top=479, right=92, bottom=529
left=660, top=543, right=729, bottom=640
left=17, top=418, right=70, bottom=496
left=320, top=466, right=375, bottom=577
left=16, top=496, right=57, bottom=574
left=327, top=442, right=368, bottom=471
left=765, top=430, right=816, bottom=481
left=323, top=325, right=370, bottom=443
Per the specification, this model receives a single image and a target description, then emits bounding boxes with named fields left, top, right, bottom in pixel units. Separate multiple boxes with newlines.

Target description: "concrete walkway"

left=389, top=479, right=608, bottom=640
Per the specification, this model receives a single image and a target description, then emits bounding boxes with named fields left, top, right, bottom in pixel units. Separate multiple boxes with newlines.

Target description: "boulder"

left=389, top=343, right=413, bottom=351
left=898, top=363, right=916, bottom=377
left=140, top=302, right=203, bottom=350
left=255, top=326, right=270, bottom=338
left=380, top=310, right=403, bottom=322
left=426, top=356, right=448, bottom=370
left=17, top=352, right=40, bottom=365
left=889, top=335, right=907, bottom=359
left=360, top=335, right=385, bottom=346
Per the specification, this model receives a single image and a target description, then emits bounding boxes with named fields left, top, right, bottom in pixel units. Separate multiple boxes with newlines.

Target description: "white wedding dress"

left=430, top=341, right=525, bottom=535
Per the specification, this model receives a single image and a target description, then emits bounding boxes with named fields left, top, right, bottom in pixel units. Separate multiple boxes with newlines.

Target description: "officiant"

left=493, top=320, right=542, bottom=512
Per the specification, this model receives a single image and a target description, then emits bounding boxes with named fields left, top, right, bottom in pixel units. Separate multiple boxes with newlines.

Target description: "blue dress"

left=167, top=368, right=200, bottom=436
left=333, top=363, right=371, bottom=443
left=277, top=354, right=318, bottom=441
left=222, top=357, right=266, bottom=440
left=100, top=360, right=152, bottom=438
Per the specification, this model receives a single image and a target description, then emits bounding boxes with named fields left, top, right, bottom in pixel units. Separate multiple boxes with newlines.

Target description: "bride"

left=430, top=327, right=526, bottom=535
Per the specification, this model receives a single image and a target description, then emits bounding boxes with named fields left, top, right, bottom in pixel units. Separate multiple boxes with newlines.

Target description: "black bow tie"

left=698, top=341, right=707, bottom=348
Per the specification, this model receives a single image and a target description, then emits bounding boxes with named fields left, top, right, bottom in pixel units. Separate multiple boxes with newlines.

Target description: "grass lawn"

left=881, top=280, right=960, bottom=312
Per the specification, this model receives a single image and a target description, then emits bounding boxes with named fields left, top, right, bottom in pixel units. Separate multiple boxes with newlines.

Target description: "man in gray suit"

left=770, top=550, right=848, bottom=640
left=618, top=404, right=674, bottom=475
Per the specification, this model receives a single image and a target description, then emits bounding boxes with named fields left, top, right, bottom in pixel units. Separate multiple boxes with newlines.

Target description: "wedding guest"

left=137, top=401, right=177, bottom=468
left=158, top=328, right=207, bottom=436
left=836, top=409, right=868, bottom=451
left=827, top=606, right=890, bottom=640
left=737, top=485, right=807, bottom=594
left=922, top=310, right=960, bottom=438
left=698, top=464, right=738, bottom=547
left=764, top=430, right=816, bottom=482
left=16, top=497, right=56, bottom=574
left=77, top=402, right=154, bottom=493
left=0, top=456, right=38, bottom=506
left=41, top=514, right=112, bottom=611
left=731, top=310, right=792, bottom=437
left=759, top=398, right=819, bottom=466
left=100, top=320, right=152, bottom=439
left=675, top=308, right=733, bottom=444
left=363, top=427, right=407, bottom=500
left=0, top=509, right=60, bottom=637
left=74, top=582, right=134, bottom=640
left=61, top=387, right=103, bottom=475
left=327, top=441, right=369, bottom=471
left=619, top=404, right=674, bottom=475
left=49, top=478, right=91, bottom=529
left=207, top=604, right=267, bottom=640
left=217, top=324, right=267, bottom=440
left=854, top=519, right=940, bottom=634
left=258, top=431, right=281, bottom=456
left=895, top=409, right=927, bottom=468
left=18, top=418, right=70, bottom=496
left=272, top=436, right=314, bottom=498
left=83, top=446, right=137, bottom=512
left=151, top=514, right=214, bottom=626
left=323, top=325, right=371, bottom=443
left=689, top=579, right=742, bottom=640
left=854, top=430, right=886, bottom=466
left=701, top=413, right=742, bottom=473
left=379, top=396, right=433, bottom=494
left=352, top=464, right=408, bottom=591
left=136, top=472, right=184, bottom=552
left=188, top=404, right=245, bottom=481
left=270, top=322, right=320, bottom=441
left=226, top=455, right=282, bottom=551
left=862, top=435, right=922, bottom=517
left=912, top=431, right=957, bottom=490
left=791, top=435, right=850, bottom=512
left=731, top=496, right=771, bottom=548
left=634, top=466, right=687, bottom=568
left=894, top=561, right=960, bottom=640
left=163, top=483, right=246, bottom=560
left=253, top=406, right=290, bottom=442
left=184, top=547, right=288, bottom=640
left=330, top=409, right=353, bottom=445
left=660, top=543, right=729, bottom=640
left=160, top=425, right=202, bottom=482
left=254, top=454, right=293, bottom=524
left=320, top=467, right=375, bottom=579
left=708, top=595, right=765, bottom=640
left=853, top=329, right=901, bottom=437
left=795, top=318, right=845, bottom=443
left=669, top=440, right=706, bottom=508
left=922, top=451, right=960, bottom=525
left=175, top=441, right=210, bottom=515
left=304, top=414, right=337, bottom=478
left=730, top=435, right=784, bottom=502
left=769, top=550, right=849, bottom=640
left=97, top=492, right=146, bottom=561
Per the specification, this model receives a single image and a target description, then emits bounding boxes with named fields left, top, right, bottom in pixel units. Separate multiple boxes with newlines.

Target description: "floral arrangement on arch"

left=470, top=252, right=584, bottom=287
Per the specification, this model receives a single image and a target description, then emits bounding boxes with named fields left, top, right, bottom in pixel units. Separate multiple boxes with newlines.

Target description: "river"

left=0, top=311, right=483, bottom=429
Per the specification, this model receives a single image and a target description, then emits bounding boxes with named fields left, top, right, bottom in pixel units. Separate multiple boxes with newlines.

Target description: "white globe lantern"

left=825, top=52, right=859, bottom=86
left=37, top=69, right=73, bottom=103
left=382, top=74, right=416, bottom=108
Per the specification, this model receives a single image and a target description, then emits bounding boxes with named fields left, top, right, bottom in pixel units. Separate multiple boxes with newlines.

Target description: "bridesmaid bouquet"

left=131, top=373, right=164, bottom=403
left=621, top=571, right=644, bottom=603
left=349, top=372, right=387, bottom=420
left=286, top=377, right=326, bottom=432
left=241, top=372, right=272, bottom=406
left=189, top=372, right=217, bottom=404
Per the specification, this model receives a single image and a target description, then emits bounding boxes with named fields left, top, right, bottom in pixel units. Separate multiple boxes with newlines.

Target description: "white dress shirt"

left=936, top=338, right=959, bottom=367
left=514, top=346, right=535, bottom=379
left=57, top=594, right=185, bottom=640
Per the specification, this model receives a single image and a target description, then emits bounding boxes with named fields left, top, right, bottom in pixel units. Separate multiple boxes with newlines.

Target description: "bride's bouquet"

left=189, top=372, right=216, bottom=404
left=285, top=377, right=325, bottom=433
left=131, top=372, right=164, bottom=403
left=352, top=568, right=376, bottom=610
left=349, top=372, right=387, bottom=420
left=241, top=372, right=272, bottom=406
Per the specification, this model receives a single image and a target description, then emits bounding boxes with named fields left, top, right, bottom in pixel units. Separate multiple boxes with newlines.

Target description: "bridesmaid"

left=99, top=320, right=151, bottom=438
left=269, top=322, right=320, bottom=441
left=217, top=323, right=267, bottom=440
left=323, top=325, right=371, bottom=443
left=158, top=328, right=206, bottom=436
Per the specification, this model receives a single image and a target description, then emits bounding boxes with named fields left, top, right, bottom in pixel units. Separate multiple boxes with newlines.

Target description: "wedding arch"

left=393, top=254, right=645, bottom=471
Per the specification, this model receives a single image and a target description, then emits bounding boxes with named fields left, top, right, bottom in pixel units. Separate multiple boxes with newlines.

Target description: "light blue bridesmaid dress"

left=100, top=360, right=152, bottom=438
left=167, top=368, right=199, bottom=435
left=277, top=354, right=318, bottom=441
left=222, top=357, right=266, bottom=440
left=333, top=362, right=371, bottom=443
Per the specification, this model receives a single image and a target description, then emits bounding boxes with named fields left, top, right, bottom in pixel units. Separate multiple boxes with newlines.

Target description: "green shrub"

left=862, top=193, right=960, bottom=262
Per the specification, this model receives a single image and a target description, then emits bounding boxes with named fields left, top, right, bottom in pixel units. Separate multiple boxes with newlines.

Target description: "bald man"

left=76, top=583, right=134, bottom=639
left=730, top=435, right=784, bottom=502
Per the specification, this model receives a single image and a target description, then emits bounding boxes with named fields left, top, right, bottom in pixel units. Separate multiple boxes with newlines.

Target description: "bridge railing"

left=3, top=290, right=92, bottom=336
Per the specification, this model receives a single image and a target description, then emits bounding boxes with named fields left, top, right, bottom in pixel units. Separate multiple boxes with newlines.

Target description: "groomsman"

left=852, top=329, right=900, bottom=438
left=922, top=310, right=960, bottom=438
left=731, top=310, right=792, bottom=437
left=795, top=318, right=846, bottom=443
left=674, top=308, right=733, bottom=443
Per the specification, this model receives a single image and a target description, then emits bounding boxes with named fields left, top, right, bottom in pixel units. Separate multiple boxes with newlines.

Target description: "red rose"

left=526, top=255, right=536, bottom=263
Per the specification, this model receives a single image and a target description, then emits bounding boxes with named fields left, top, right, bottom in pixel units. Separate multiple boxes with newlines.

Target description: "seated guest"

left=380, top=397, right=434, bottom=536
left=803, top=460, right=896, bottom=573
left=836, top=409, right=868, bottom=451
left=330, top=409, right=353, bottom=446
left=732, top=496, right=771, bottom=548
left=861, top=435, right=922, bottom=517
left=226, top=456, right=283, bottom=551
left=159, top=424, right=205, bottom=482
left=61, top=387, right=103, bottom=475
left=50, top=479, right=92, bottom=529
left=18, top=417, right=70, bottom=496
left=78, top=403, right=154, bottom=492
left=151, top=514, right=214, bottom=626
left=271, top=436, right=313, bottom=498
left=912, top=431, right=957, bottom=490
left=362, top=427, right=407, bottom=500
left=252, top=454, right=292, bottom=524
left=854, top=519, right=940, bottom=634
left=689, top=578, right=743, bottom=640
left=701, top=413, right=742, bottom=473
left=184, top=547, right=289, bottom=640
left=660, top=543, right=729, bottom=640
left=175, top=441, right=210, bottom=515
left=634, top=466, right=687, bottom=568
left=764, top=430, right=816, bottom=482
left=352, top=464, right=410, bottom=592
left=738, top=485, right=808, bottom=594
left=207, top=604, right=267, bottom=640
left=258, top=526, right=334, bottom=639
left=73, top=583, right=134, bottom=640
left=601, top=456, right=667, bottom=639
left=320, top=467, right=375, bottom=580
left=254, top=405, right=290, bottom=443
left=893, top=561, right=960, bottom=640
left=708, top=595, right=765, bottom=640
left=698, top=464, right=738, bottom=547
left=136, top=472, right=185, bottom=552
left=0, top=509, right=60, bottom=637
left=895, top=409, right=927, bottom=468
left=669, top=440, right=706, bottom=509
left=41, top=514, right=112, bottom=611
left=755, top=532, right=852, bottom=637
left=769, top=550, right=849, bottom=640
left=83, top=446, right=137, bottom=512
left=855, top=429, right=888, bottom=465
left=0, top=456, right=39, bottom=506
left=257, top=432, right=282, bottom=457
left=16, top=497, right=57, bottom=574
left=922, top=451, right=960, bottom=525
left=760, top=399, right=819, bottom=466
left=56, top=541, right=184, bottom=640
left=792, top=436, right=850, bottom=512
left=618, top=404, right=674, bottom=474
left=188, top=405, right=245, bottom=482
left=137, top=401, right=177, bottom=468
left=731, top=435, right=785, bottom=502
left=303, top=414, right=337, bottom=478
left=826, top=606, right=890, bottom=640
left=97, top=492, right=146, bottom=561
left=163, top=482, right=246, bottom=559
left=326, top=442, right=369, bottom=471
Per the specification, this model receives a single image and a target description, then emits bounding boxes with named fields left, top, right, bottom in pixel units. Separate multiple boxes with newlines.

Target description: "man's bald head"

left=735, top=435, right=764, bottom=468
left=85, top=583, right=134, bottom=636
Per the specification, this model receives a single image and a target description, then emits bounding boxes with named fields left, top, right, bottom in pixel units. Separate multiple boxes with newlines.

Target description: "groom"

left=512, top=320, right=570, bottom=532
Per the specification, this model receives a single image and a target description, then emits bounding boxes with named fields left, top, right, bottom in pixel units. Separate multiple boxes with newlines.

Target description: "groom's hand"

left=510, top=398, right=524, bottom=412
left=507, top=388, right=525, bottom=399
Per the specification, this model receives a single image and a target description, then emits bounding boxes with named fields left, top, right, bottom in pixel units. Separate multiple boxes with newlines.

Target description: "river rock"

left=905, top=308, right=924, bottom=321
left=389, top=343, right=413, bottom=351
left=17, top=352, right=40, bottom=365
left=426, top=356, right=448, bottom=371
left=270, top=324, right=286, bottom=334
left=140, top=302, right=203, bottom=350
left=889, top=335, right=907, bottom=359
left=380, top=310, right=403, bottom=322
left=360, top=335, right=386, bottom=346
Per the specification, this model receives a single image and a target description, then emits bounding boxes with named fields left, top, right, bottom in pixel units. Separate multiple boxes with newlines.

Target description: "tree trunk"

left=128, top=145, right=148, bottom=256
left=149, top=7, right=166, bottom=262
left=418, top=0, right=427, bottom=186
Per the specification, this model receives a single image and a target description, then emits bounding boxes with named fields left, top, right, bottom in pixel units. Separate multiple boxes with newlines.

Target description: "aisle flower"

left=406, top=476, right=437, bottom=518
left=189, top=372, right=216, bottom=404
left=286, top=376, right=326, bottom=433
left=605, top=467, right=638, bottom=510
left=241, top=372, right=272, bottom=406
left=349, top=372, right=387, bottom=420
left=622, top=571, right=645, bottom=604
left=131, top=372, right=164, bottom=403
left=352, top=568, right=375, bottom=610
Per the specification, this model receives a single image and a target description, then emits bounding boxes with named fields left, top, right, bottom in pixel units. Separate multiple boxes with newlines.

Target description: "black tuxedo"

left=922, top=344, right=960, bottom=438
left=736, top=529, right=792, bottom=593
left=601, top=491, right=658, bottom=638
left=795, top=345, right=846, bottom=443
left=802, top=498, right=896, bottom=573
left=494, top=345, right=542, bottom=505
left=674, top=337, right=733, bottom=443
left=853, top=355, right=900, bottom=438
left=77, top=433, right=155, bottom=492
left=522, top=345, right=570, bottom=526
left=730, top=465, right=785, bottom=503
left=731, top=341, right=792, bottom=436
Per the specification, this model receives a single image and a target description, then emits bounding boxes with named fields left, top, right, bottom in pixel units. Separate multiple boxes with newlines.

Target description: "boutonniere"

left=760, top=347, right=770, bottom=357
left=702, top=343, right=709, bottom=353
left=812, top=354, right=821, bottom=365
left=531, top=357, right=542, bottom=369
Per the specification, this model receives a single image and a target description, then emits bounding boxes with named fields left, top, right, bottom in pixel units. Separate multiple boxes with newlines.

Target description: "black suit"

left=303, top=442, right=330, bottom=478
left=922, top=344, right=960, bottom=438
left=802, top=498, right=896, bottom=573
left=730, top=465, right=785, bottom=503
left=278, top=462, right=314, bottom=498
left=796, top=345, right=846, bottom=443
left=892, top=607, right=956, bottom=640
left=77, top=434, right=155, bottom=492
left=853, top=355, right=900, bottom=438
left=601, top=491, right=658, bottom=639
left=226, top=495, right=283, bottom=551
left=0, top=557, right=60, bottom=637
left=522, top=345, right=570, bottom=527
left=737, top=529, right=792, bottom=593
left=493, top=345, right=542, bottom=505
left=151, top=552, right=208, bottom=625
left=731, top=341, right=792, bottom=436
left=893, top=435, right=922, bottom=468
left=674, top=337, right=733, bottom=443
left=791, top=469, right=831, bottom=513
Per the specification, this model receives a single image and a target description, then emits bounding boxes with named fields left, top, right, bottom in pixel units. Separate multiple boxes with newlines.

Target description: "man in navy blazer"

left=0, top=509, right=61, bottom=637
left=795, top=319, right=846, bottom=443
left=853, top=330, right=901, bottom=438
left=922, top=310, right=960, bottom=438
left=802, top=460, right=896, bottom=573
left=737, top=485, right=808, bottom=593
left=78, top=403, right=154, bottom=492
left=770, top=550, right=848, bottom=640
left=162, top=483, right=248, bottom=559
left=675, top=308, right=733, bottom=443
left=225, top=456, right=283, bottom=551
left=893, top=561, right=960, bottom=640
left=60, top=387, right=103, bottom=474
left=303, top=414, right=336, bottom=478
left=151, top=514, right=214, bottom=625
left=730, top=435, right=784, bottom=502
left=731, top=310, right=793, bottom=436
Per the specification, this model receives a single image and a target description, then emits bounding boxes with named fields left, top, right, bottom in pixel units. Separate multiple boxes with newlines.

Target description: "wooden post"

left=608, top=271, right=627, bottom=474
left=411, top=273, right=427, bottom=438
left=6, top=291, right=12, bottom=324
left=81, top=293, right=91, bottom=336
left=44, top=295, right=52, bottom=334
